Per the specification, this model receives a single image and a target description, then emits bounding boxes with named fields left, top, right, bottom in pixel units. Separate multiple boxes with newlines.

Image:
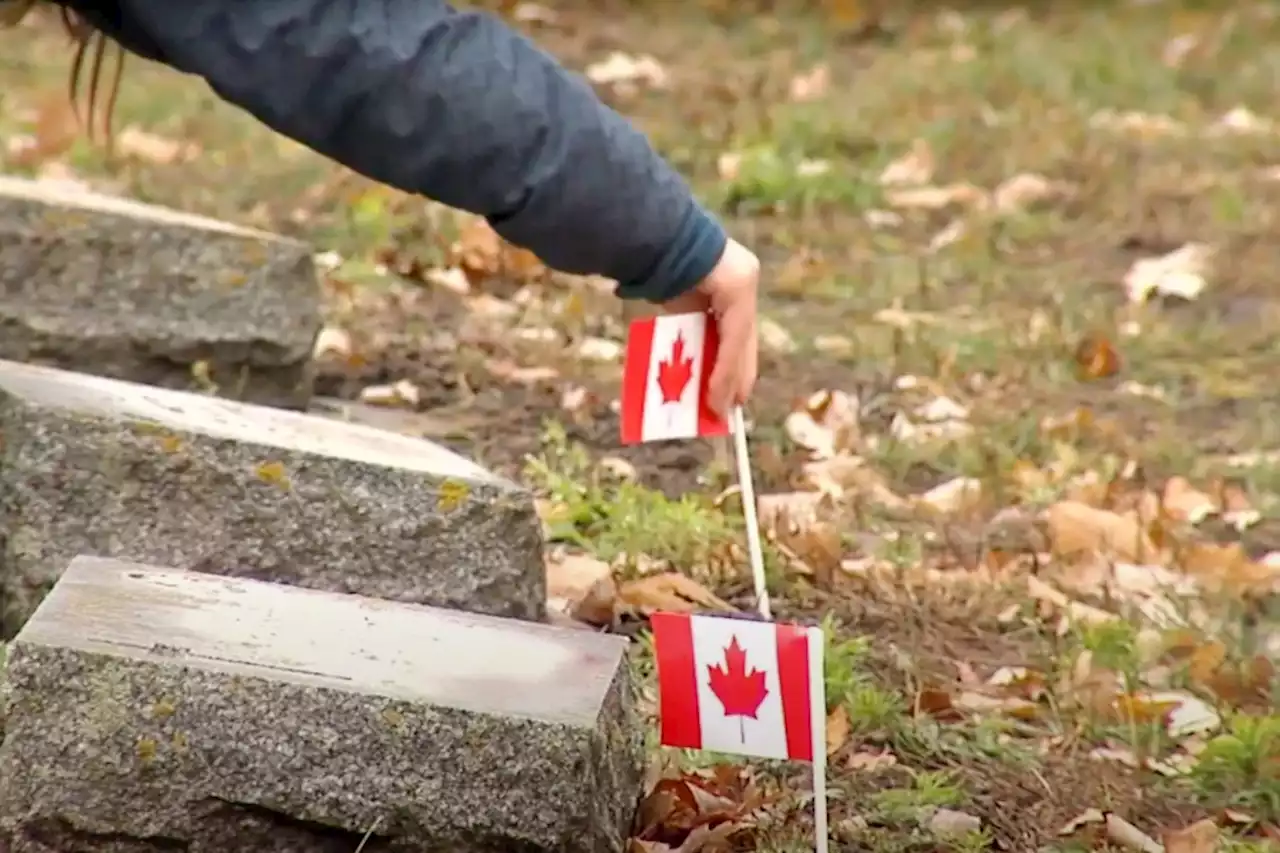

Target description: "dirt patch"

left=959, top=754, right=1207, bottom=851
left=311, top=278, right=864, bottom=494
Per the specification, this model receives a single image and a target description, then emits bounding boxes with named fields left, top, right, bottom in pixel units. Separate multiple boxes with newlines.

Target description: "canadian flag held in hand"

left=621, top=311, right=729, bottom=444
left=651, top=612, right=824, bottom=762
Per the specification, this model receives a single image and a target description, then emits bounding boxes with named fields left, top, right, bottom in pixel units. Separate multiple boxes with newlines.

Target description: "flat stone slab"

left=0, top=557, right=643, bottom=853
left=0, top=359, right=545, bottom=637
left=0, top=175, right=321, bottom=409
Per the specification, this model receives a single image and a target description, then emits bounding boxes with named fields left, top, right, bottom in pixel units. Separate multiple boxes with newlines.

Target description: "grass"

left=7, top=1, right=1280, bottom=850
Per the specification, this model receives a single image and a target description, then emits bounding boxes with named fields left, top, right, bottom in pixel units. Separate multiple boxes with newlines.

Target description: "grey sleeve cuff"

left=613, top=203, right=728, bottom=304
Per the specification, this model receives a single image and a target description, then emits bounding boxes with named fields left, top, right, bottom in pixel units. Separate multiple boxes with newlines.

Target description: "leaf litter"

left=20, top=2, right=1280, bottom=849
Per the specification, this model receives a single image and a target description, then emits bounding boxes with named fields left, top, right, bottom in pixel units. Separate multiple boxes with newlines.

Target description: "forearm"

left=117, top=0, right=726, bottom=301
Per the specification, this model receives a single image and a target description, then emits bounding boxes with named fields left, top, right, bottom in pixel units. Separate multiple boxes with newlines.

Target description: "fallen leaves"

left=788, top=64, right=830, bottom=103
left=878, top=139, right=1071, bottom=220
left=586, top=51, right=669, bottom=94
left=631, top=764, right=765, bottom=853
left=359, top=378, right=422, bottom=408
left=450, top=217, right=546, bottom=293
left=1074, top=333, right=1123, bottom=381
left=878, top=138, right=935, bottom=187
left=929, top=809, right=982, bottom=837
left=115, top=126, right=200, bottom=165
left=545, top=551, right=617, bottom=626
left=618, top=572, right=735, bottom=617
left=1046, top=500, right=1158, bottom=564
left=783, top=389, right=860, bottom=459
left=544, top=549, right=735, bottom=628
left=1091, top=105, right=1278, bottom=139
left=1124, top=243, right=1212, bottom=304
left=1162, top=819, right=1220, bottom=853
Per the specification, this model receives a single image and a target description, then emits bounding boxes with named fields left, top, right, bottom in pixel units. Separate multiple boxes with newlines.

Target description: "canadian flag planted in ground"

left=620, top=311, right=729, bottom=444
left=651, top=612, right=823, bottom=762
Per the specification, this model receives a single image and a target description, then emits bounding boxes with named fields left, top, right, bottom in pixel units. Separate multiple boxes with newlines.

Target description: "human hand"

left=660, top=238, right=759, bottom=419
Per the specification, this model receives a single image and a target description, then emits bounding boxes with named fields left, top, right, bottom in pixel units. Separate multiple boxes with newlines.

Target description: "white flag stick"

left=730, top=406, right=771, bottom=620
left=807, top=625, right=829, bottom=853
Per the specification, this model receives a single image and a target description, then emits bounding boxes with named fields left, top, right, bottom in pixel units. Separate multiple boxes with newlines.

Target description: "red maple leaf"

left=655, top=332, right=694, bottom=404
left=706, top=636, right=769, bottom=743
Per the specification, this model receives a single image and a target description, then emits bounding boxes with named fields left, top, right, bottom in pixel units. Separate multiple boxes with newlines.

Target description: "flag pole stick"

left=808, top=625, right=829, bottom=853
left=730, top=406, right=771, bottom=620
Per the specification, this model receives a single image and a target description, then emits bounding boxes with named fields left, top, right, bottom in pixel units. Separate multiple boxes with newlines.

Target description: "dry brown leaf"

left=618, top=573, right=734, bottom=616
left=1113, top=693, right=1182, bottom=726
left=814, top=334, right=854, bottom=356
left=1186, top=640, right=1228, bottom=684
left=756, top=491, right=833, bottom=534
left=585, top=51, right=668, bottom=90
left=545, top=551, right=617, bottom=626
left=787, top=522, right=843, bottom=589
left=359, top=379, right=421, bottom=408
left=26, top=94, right=78, bottom=165
left=632, top=766, right=763, bottom=851
left=801, top=456, right=908, bottom=509
left=930, top=809, right=981, bottom=837
left=1117, top=690, right=1221, bottom=737
left=1027, top=576, right=1117, bottom=627
left=991, top=172, right=1068, bottom=213
left=783, top=390, right=860, bottom=459
left=1181, top=542, right=1279, bottom=594
left=759, top=318, right=797, bottom=354
left=484, top=358, right=560, bottom=384
left=1059, top=808, right=1106, bottom=836
left=953, top=691, right=1041, bottom=720
left=312, top=326, right=353, bottom=360
left=1106, top=814, right=1164, bottom=853
left=1058, top=650, right=1126, bottom=717
left=847, top=749, right=898, bottom=772
left=116, top=126, right=199, bottom=164
left=1090, top=746, right=1141, bottom=768
left=1162, top=476, right=1217, bottom=524
left=598, top=456, right=639, bottom=481
left=914, top=687, right=963, bottom=722
left=1212, top=478, right=1261, bottom=530
left=878, top=138, right=934, bottom=187
left=451, top=216, right=545, bottom=288
left=916, top=477, right=981, bottom=514
left=1191, top=649, right=1275, bottom=708
left=825, top=705, right=850, bottom=755
left=1163, top=818, right=1220, bottom=853
left=1074, top=333, right=1122, bottom=381
left=788, top=64, right=830, bottom=102
left=885, top=182, right=985, bottom=210
left=1045, top=501, right=1158, bottom=563
left=1124, top=243, right=1211, bottom=303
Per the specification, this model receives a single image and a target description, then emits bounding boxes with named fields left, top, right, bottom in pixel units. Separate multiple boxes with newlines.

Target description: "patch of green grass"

left=524, top=421, right=736, bottom=570
left=1189, top=714, right=1280, bottom=821
left=822, top=619, right=908, bottom=732
left=867, top=769, right=965, bottom=827
left=1221, top=835, right=1280, bottom=853
left=710, top=138, right=882, bottom=217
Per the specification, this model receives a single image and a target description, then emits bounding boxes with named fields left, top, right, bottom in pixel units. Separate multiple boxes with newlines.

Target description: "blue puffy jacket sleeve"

left=75, top=0, right=728, bottom=302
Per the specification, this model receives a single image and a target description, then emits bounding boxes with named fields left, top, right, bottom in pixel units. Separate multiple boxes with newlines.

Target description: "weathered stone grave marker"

left=0, top=556, right=643, bottom=853
left=0, top=175, right=322, bottom=409
left=0, top=358, right=545, bottom=637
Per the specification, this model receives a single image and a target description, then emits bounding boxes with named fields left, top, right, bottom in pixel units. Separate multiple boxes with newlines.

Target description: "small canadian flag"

left=620, top=311, right=729, bottom=444
left=651, top=611, right=824, bottom=762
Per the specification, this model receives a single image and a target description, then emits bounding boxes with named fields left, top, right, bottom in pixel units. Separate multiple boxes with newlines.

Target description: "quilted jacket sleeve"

left=71, top=0, right=727, bottom=301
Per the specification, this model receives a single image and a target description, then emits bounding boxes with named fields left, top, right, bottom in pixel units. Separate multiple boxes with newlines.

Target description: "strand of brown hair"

left=59, top=6, right=125, bottom=154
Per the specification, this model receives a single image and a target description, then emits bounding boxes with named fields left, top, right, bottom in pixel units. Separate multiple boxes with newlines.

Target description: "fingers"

left=708, top=297, right=756, bottom=419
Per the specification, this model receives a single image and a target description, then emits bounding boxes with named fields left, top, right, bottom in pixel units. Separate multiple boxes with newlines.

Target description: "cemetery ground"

left=5, top=2, right=1280, bottom=852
